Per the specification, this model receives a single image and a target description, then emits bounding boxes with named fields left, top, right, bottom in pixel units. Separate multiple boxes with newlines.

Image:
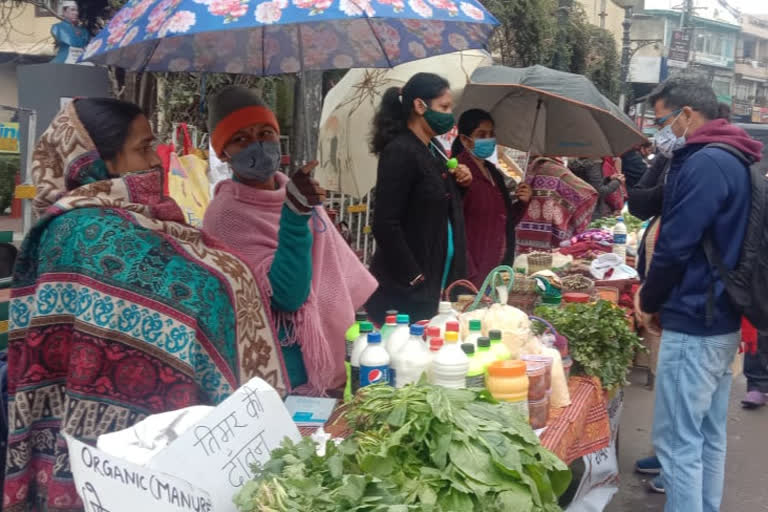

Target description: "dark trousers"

left=744, top=335, right=768, bottom=393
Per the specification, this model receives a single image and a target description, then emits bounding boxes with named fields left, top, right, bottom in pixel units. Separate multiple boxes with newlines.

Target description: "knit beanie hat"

left=208, top=85, right=280, bottom=157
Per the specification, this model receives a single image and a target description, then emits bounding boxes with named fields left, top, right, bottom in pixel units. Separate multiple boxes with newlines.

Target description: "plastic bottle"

left=385, top=314, right=411, bottom=355
left=465, top=319, right=483, bottom=348
left=345, top=311, right=369, bottom=360
left=613, top=216, right=627, bottom=263
left=427, top=337, right=444, bottom=381
left=430, top=331, right=469, bottom=389
left=489, top=329, right=512, bottom=361
left=462, top=343, right=485, bottom=388
left=476, top=337, right=497, bottom=371
left=380, top=315, right=398, bottom=346
left=350, top=322, right=374, bottom=394
left=429, top=301, right=458, bottom=338
left=392, top=325, right=432, bottom=387
left=360, top=333, right=391, bottom=387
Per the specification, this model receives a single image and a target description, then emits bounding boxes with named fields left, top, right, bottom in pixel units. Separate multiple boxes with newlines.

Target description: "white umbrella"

left=315, top=50, right=493, bottom=198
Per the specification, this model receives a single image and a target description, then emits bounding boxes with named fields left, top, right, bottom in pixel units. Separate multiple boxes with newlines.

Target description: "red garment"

left=742, top=318, right=758, bottom=354
left=458, top=151, right=526, bottom=286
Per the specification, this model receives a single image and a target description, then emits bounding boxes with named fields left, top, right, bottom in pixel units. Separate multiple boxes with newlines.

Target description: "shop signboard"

left=0, top=122, right=19, bottom=154
left=668, top=30, right=691, bottom=68
left=752, top=107, right=768, bottom=124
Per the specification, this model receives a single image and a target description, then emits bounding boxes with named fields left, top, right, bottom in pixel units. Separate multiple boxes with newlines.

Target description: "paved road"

left=606, top=369, right=768, bottom=512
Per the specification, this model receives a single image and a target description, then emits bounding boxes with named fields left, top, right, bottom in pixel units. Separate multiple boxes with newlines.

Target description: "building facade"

left=733, top=14, right=768, bottom=123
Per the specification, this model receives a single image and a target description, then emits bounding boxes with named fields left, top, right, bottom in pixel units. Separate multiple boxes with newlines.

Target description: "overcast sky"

left=731, top=0, right=768, bottom=14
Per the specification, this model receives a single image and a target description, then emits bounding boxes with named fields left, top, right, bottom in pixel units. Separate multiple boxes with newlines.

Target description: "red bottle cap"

left=446, top=321, right=460, bottom=332
left=385, top=315, right=397, bottom=324
left=430, top=338, right=444, bottom=351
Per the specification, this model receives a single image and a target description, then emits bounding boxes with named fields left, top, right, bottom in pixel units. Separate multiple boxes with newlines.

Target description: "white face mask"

left=654, top=111, right=689, bottom=158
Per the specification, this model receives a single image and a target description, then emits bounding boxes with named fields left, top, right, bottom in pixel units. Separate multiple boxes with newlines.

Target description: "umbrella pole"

left=521, top=98, right=543, bottom=180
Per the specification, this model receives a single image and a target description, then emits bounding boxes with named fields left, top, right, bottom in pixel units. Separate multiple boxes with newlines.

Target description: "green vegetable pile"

left=535, top=300, right=645, bottom=390
left=589, top=213, right=643, bottom=233
left=234, top=384, right=571, bottom=512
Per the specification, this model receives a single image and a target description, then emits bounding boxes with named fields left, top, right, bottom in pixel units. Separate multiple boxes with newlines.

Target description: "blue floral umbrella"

left=82, top=0, right=498, bottom=74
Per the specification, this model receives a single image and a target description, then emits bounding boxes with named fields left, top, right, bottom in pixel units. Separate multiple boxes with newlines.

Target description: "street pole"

left=618, top=6, right=632, bottom=112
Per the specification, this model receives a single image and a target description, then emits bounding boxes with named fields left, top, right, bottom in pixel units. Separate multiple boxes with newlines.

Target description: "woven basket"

left=508, top=273, right=541, bottom=314
left=560, top=274, right=595, bottom=295
left=528, top=252, right=553, bottom=274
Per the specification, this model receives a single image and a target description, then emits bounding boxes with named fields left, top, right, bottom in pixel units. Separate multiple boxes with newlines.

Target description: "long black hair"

left=75, top=98, right=145, bottom=161
left=451, top=108, right=494, bottom=157
left=369, top=72, right=450, bottom=155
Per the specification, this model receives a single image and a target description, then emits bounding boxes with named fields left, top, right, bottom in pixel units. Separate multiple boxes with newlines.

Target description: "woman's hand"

left=515, top=183, right=533, bottom=203
left=454, top=164, right=473, bottom=187
left=286, top=160, right=326, bottom=214
left=612, top=173, right=626, bottom=185
left=634, top=285, right=661, bottom=335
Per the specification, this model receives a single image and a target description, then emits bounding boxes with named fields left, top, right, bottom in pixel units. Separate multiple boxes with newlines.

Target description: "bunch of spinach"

left=234, top=384, right=571, bottom=512
left=535, top=300, right=645, bottom=389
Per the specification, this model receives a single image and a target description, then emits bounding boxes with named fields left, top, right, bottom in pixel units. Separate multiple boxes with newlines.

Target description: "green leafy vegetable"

left=234, top=384, right=571, bottom=512
left=534, top=300, right=645, bottom=389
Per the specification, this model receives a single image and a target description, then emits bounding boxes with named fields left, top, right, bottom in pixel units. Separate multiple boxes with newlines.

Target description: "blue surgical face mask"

left=654, top=112, right=688, bottom=158
left=472, top=137, right=496, bottom=160
left=227, top=140, right=281, bottom=182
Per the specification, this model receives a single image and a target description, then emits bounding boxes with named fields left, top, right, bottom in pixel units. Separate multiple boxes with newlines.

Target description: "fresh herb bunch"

left=534, top=300, right=645, bottom=389
left=588, top=214, right=643, bottom=233
left=235, top=384, right=571, bottom=512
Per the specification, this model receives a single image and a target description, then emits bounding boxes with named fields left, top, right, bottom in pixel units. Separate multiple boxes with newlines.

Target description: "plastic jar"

left=562, top=355, right=573, bottom=379
left=522, top=355, right=553, bottom=391
left=562, top=292, right=590, bottom=304
left=487, top=360, right=529, bottom=418
left=524, top=362, right=548, bottom=401
left=528, top=393, right=550, bottom=429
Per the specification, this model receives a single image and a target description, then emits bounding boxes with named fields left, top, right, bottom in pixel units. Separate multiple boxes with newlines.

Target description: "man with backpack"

left=636, top=76, right=764, bottom=512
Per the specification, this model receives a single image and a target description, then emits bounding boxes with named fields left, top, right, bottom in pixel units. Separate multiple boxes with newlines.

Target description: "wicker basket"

left=560, top=274, right=596, bottom=296
left=508, top=273, right=541, bottom=314
left=528, top=252, right=553, bottom=274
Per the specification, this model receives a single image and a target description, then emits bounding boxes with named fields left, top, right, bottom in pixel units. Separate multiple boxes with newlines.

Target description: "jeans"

left=744, top=335, right=768, bottom=393
left=652, top=329, right=740, bottom=512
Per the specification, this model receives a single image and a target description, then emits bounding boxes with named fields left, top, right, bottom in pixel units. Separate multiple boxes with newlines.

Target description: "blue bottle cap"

left=410, top=324, right=425, bottom=336
left=367, top=332, right=382, bottom=343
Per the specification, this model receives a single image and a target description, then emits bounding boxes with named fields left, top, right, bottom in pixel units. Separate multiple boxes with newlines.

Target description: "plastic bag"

left=459, top=303, right=531, bottom=359
left=167, top=153, right=211, bottom=227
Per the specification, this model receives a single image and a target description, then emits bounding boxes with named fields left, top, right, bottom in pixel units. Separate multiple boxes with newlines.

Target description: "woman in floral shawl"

left=3, top=99, right=287, bottom=511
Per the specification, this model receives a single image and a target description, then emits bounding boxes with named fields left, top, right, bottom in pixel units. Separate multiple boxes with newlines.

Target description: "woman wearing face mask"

left=6, top=98, right=289, bottom=510
left=203, top=86, right=376, bottom=395
left=366, top=72, right=472, bottom=324
left=451, top=109, right=531, bottom=287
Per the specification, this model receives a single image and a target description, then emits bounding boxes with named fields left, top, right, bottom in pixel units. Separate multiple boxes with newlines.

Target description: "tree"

left=485, top=0, right=557, bottom=67
left=486, top=0, right=621, bottom=102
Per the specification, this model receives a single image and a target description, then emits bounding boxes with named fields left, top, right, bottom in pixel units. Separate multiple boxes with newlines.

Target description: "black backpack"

left=702, top=143, right=768, bottom=331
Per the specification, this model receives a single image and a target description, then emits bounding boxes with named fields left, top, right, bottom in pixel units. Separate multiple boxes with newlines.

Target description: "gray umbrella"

left=456, top=65, right=647, bottom=159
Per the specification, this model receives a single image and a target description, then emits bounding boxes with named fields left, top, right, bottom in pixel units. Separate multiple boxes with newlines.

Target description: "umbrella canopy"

left=315, top=49, right=492, bottom=197
left=82, top=0, right=498, bottom=74
left=456, top=65, right=647, bottom=158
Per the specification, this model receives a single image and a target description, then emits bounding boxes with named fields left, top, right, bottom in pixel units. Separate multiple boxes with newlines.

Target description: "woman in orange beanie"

left=203, top=86, right=377, bottom=395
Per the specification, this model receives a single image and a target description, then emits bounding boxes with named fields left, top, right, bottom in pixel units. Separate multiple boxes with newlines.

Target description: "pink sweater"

left=203, top=173, right=378, bottom=393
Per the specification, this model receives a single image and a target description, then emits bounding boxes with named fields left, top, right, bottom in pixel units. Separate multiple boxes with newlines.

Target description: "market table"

left=301, top=375, right=611, bottom=466
left=540, top=376, right=611, bottom=465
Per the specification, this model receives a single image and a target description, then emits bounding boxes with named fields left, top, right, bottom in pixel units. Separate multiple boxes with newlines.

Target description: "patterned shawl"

left=4, top=101, right=286, bottom=512
left=515, top=157, right=598, bottom=255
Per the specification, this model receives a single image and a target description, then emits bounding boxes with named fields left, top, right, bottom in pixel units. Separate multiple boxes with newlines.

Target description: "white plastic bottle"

left=359, top=333, right=391, bottom=387
left=385, top=314, right=411, bottom=356
left=427, top=337, right=444, bottom=382
left=350, top=321, right=374, bottom=394
left=465, top=319, right=483, bottom=348
left=430, top=331, right=469, bottom=389
left=380, top=315, right=398, bottom=347
left=392, top=325, right=432, bottom=387
left=429, top=301, right=458, bottom=338
left=613, top=216, right=627, bottom=264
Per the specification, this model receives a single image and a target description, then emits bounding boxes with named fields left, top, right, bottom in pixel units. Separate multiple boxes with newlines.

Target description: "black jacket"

left=366, top=131, right=467, bottom=324
left=627, top=154, right=668, bottom=221
left=621, top=150, right=649, bottom=189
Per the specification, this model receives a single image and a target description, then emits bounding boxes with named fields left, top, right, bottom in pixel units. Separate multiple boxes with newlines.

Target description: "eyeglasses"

left=653, top=109, right=682, bottom=128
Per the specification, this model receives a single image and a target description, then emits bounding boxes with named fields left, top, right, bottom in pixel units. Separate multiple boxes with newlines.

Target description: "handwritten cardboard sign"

left=147, top=377, right=301, bottom=512
left=65, top=434, right=213, bottom=512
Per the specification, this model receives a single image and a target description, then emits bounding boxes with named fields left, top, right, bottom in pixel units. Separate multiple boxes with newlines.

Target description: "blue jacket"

left=640, top=130, right=755, bottom=336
